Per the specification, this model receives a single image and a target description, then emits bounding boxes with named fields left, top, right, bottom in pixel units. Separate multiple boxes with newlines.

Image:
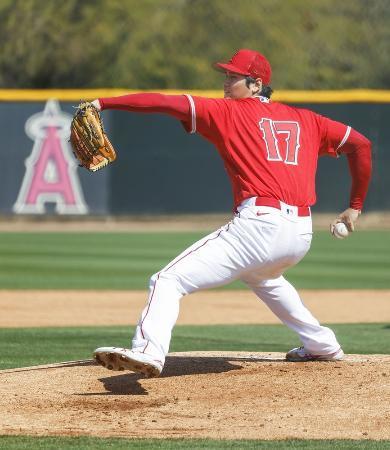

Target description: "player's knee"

left=148, top=272, right=160, bottom=289
left=149, top=270, right=187, bottom=294
left=149, top=270, right=179, bottom=286
left=158, top=270, right=179, bottom=285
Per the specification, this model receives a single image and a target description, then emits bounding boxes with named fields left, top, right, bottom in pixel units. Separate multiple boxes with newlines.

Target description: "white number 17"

left=259, top=118, right=301, bottom=165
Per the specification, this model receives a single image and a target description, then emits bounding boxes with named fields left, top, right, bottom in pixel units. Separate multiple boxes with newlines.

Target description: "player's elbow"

left=360, top=137, right=372, bottom=163
left=348, top=131, right=372, bottom=157
left=361, top=135, right=372, bottom=151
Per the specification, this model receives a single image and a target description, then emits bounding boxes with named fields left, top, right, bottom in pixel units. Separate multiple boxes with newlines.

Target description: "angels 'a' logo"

left=13, top=99, right=88, bottom=214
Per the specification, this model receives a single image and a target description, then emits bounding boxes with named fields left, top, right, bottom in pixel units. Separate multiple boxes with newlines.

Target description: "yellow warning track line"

left=0, top=89, right=389, bottom=103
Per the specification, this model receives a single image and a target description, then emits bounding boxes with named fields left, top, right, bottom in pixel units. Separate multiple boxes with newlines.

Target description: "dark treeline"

left=0, top=0, right=388, bottom=89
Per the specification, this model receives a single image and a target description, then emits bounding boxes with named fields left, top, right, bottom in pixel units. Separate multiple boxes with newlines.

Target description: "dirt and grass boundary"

left=0, top=212, right=389, bottom=232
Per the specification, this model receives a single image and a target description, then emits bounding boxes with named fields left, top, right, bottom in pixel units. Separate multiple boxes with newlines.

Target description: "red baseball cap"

left=214, top=49, right=272, bottom=85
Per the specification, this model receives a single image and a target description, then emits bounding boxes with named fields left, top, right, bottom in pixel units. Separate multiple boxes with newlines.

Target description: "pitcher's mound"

left=1, top=352, right=389, bottom=440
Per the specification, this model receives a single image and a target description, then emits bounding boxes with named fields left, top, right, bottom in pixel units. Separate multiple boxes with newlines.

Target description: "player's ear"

left=252, top=78, right=262, bottom=95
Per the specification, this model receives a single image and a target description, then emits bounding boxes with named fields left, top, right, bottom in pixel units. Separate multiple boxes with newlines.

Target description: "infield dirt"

left=1, top=289, right=390, bottom=327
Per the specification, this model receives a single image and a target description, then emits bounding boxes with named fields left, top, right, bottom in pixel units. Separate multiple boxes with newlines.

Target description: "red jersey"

left=183, top=95, right=366, bottom=209
left=99, top=93, right=371, bottom=211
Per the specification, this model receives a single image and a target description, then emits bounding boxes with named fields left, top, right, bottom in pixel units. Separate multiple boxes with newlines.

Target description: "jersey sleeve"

left=317, top=114, right=372, bottom=210
left=182, top=95, right=231, bottom=141
left=317, top=115, right=352, bottom=158
left=99, top=93, right=189, bottom=121
left=343, top=128, right=372, bottom=210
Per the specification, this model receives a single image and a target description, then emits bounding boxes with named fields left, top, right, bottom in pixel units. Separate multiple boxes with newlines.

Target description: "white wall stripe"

left=184, top=94, right=196, bottom=134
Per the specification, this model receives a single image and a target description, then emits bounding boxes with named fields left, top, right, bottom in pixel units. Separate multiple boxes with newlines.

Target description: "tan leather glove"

left=70, top=101, right=116, bottom=172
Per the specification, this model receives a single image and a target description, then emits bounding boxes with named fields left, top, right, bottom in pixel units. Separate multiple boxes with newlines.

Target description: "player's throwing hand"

left=330, top=208, right=361, bottom=233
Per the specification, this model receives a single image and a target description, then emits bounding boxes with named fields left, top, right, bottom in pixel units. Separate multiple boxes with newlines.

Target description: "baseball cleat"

left=286, top=346, right=344, bottom=362
left=93, top=347, right=163, bottom=378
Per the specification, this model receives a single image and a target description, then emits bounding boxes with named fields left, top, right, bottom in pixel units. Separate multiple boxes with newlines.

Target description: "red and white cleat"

left=286, top=346, right=344, bottom=362
left=93, top=347, right=163, bottom=378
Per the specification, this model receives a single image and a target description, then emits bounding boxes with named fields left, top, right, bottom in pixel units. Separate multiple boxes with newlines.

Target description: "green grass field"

left=1, top=323, right=389, bottom=370
left=0, top=230, right=389, bottom=289
left=0, top=436, right=389, bottom=449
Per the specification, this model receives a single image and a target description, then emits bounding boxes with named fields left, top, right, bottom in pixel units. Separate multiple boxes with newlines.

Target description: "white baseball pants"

left=132, top=198, right=341, bottom=364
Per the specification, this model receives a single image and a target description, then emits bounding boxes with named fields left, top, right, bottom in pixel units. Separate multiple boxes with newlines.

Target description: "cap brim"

left=213, top=62, right=249, bottom=76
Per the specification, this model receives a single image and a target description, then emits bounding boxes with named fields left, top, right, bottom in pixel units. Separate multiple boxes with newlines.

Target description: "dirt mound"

left=1, top=352, right=389, bottom=440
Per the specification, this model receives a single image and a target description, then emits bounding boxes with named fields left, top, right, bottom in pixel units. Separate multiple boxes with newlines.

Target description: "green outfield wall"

left=1, top=90, right=388, bottom=215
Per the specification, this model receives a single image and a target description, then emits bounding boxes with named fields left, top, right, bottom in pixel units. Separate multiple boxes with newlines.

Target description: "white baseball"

left=332, top=222, right=349, bottom=239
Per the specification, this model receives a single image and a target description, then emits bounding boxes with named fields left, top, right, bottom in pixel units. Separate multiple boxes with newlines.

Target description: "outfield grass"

left=0, top=323, right=388, bottom=370
left=0, top=231, right=389, bottom=289
left=0, top=436, right=389, bottom=449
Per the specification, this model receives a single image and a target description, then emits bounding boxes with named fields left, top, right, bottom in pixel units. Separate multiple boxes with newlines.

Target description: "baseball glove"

left=70, top=101, right=116, bottom=172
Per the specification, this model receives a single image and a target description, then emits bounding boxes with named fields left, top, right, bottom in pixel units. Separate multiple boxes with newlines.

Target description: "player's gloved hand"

left=330, top=208, right=361, bottom=233
left=69, top=100, right=116, bottom=172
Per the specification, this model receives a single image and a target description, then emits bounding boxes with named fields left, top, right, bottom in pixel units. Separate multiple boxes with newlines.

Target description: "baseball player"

left=93, top=49, right=372, bottom=377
